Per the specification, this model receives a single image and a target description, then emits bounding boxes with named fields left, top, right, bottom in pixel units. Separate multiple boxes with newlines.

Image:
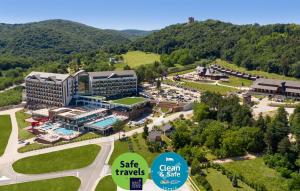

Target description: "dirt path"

left=212, top=153, right=257, bottom=164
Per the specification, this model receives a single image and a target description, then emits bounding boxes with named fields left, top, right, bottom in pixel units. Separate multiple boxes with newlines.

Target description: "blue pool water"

left=54, top=128, right=76, bottom=135
left=92, top=116, right=117, bottom=128
left=41, top=124, right=53, bottom=130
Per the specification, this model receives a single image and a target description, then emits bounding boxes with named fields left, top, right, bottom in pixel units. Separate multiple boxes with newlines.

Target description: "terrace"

left=111, top=97, right=148, bottom=108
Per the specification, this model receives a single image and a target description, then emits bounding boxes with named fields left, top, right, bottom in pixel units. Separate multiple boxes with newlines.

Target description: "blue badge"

left=151, top=152, right=189, bottom=190
left=130, top=178, right=143, bottom=190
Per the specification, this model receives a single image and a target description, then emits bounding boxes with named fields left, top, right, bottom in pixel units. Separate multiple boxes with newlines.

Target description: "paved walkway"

left=0, top=108, right=23, bottom=158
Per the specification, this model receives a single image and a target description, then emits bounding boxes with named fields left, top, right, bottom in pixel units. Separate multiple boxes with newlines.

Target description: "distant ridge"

left=0, top=19, right=130, bottom=61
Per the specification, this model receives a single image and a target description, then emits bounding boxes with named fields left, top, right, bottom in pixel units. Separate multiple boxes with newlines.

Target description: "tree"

left=156, top=79, right=161, bottom=89
left=255, top=113, right=267, bottom=132
left=191, top=159, right=201, bottom=175
left=289, top=173, right=300, bottom=191
left=193, top=102, right=210, bottom=122
left=171, top=125, right=191, bottom=150
left=123, top=65, right=131, bottom=70
left=221, top=130, right=245, bottom=157
left=265, top=107, right=289, bottom=152
left=295, top=159, right=300, bottom=173
left=232, top=105, right=253, bottom=127
left=291, top=107, right=300, bottom=152
left=277, top=137, right=291, bottom=154
left=201, top=92, right=222, bottom=110
left=274, top=106, right=289, bottom=127
left=112, top=120, right=125, bottom=139
left=200, top=121, right=226, bottom=150
left=142, top=125, right=149, bottom=139
left=232, top=175, right=238, bottom=187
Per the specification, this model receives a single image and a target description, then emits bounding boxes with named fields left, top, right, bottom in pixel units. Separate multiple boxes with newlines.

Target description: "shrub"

left=194, top=175, right=212, bottom=191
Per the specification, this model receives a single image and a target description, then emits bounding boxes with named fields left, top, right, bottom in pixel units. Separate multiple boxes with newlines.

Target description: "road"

left=0, top=107, right=193, bottom=190
left=0, top=83, right=25, bottom=93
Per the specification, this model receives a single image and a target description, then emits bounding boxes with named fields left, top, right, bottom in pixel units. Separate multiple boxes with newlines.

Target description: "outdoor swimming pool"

left=54, top=127, right=77, bottom=136
left=40, top=124, right=54, bottom=130
left=91, top=116, right=118, bottom=129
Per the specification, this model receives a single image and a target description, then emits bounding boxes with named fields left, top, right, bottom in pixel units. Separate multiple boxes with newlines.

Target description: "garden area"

left=13, top=144, right=100, bottom=174
left=108, top=133, right=160, bottom=165
left=204, top=168, right=254, bottom=191
left=0, top=115, right=12, bottom=156
left=16, top=109, right=34, bottom=140
left=95, top=175, right=116, bottom=191
left=223, top=158, right=289, bottom=191
left=0, top=176, right=80, bottom=191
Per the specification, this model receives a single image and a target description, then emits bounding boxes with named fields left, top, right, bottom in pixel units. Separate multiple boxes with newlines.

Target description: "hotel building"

left=88, top=70, right=137, bottom=98
left=25, top=70, right=138, bottom=109
left=25, top=72, right=74, bottom=109
left=251, top=78, right=300, bottom=99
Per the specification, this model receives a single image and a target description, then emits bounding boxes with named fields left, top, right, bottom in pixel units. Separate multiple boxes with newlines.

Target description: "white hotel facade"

left=25, top=72, right=74, bottom=109
left=25, top=70, right=138, bottom=109
left=88, top=70, right=137, bottom=97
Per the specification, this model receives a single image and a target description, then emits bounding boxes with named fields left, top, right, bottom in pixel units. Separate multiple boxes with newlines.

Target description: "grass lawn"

left=161, top=107, right=170, bottom=113
left=15, top=110, right=35, bottom=140
left=18, top=132, right=101, bottom=153
left=72, top=132, right=101, bottom=141
left=215, top=59, right=300, bottom=81
left=220, top=76, right=253, bottom=87
left=123, top=125, right=140, bottom=132
left=0, top=115, right=12, bottom=156
left=0, top=87, right=22, bottom=107
left=114, top=51, right=160, bottom=69
left=205, top=168, right=254, bottom=191
left=0, top=176, right=80, bottom=191
left=13, top=144, right=100, bottom=174
left=223, top=158, right=289, bottom=191
left=18, top=143, right=46, bottom=153
left=108, top=133, right=159, bottom=165
left=112, top=97, right=146, bottom=105
left=95, top=175, right=116, bottom=191
left=182, top=80, right=236, bottom=94
left=168, top=68, right=195, bottom=76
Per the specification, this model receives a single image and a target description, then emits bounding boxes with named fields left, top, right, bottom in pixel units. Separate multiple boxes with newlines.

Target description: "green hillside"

left=0, top=19, right=130, bottom=61
left=132, top=19, right=300, bottom=78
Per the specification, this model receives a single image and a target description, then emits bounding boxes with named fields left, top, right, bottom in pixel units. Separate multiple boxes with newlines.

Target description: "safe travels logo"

left=112, top=152, right=188, bottom=190
left=111, top=153, right=149, bottom=190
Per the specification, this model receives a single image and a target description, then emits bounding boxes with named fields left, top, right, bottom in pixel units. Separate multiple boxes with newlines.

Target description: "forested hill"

left=132, top=19, right=300, bottom=77
left=0, top=19, right=130, bottom=61
left=120, top=29, right=156, bottom=40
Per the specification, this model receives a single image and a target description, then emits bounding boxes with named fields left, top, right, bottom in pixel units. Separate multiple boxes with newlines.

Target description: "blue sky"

left=0, top=0, right=299, bottom=30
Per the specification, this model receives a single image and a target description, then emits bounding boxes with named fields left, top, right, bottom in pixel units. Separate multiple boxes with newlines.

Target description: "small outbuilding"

left=148, top=131, right=162, bottom=142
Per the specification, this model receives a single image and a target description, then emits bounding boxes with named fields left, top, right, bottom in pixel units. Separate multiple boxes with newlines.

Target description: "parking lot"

left=143, top=83, right=200, bottom=103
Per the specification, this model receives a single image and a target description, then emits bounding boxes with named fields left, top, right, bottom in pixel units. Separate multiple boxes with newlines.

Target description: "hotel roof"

left=26, top=72, right=70, bottom=82
left=88, top=70, right=136, bottom=78
left=254, top=78, right=300, bottom=88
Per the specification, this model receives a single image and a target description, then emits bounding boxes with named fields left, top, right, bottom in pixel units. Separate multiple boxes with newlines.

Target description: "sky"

left=0, top=0, right=299, bottom=30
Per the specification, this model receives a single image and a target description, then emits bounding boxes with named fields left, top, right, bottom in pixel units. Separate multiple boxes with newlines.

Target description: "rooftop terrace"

left=111, top=97, right=146, bottom=106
